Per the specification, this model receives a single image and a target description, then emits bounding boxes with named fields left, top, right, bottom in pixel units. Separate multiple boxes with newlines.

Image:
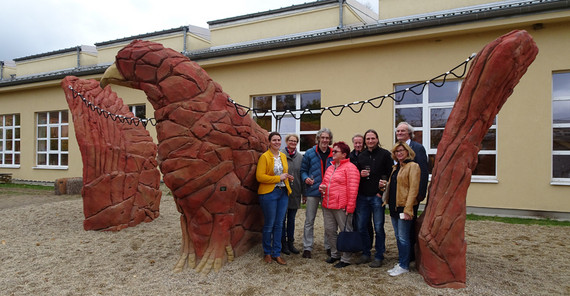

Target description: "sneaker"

left=388, top=265, right=409, bottom=276
left=355, top=255, right=371, bottom=265
left=325, top=257, right=340, bottom=264
left=302, top=250, right=312, bottom=258
left=334, top=261, right=351, bottom=268
left=369, top=259, right=383, bottom=268
left=387, top=263, right=400, bottom=273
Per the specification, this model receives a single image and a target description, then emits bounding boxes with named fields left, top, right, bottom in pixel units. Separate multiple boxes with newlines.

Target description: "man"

left=300, top=128, right=333, bottom=258
left=349, top=134, right=364, bottom=165
left=355, top=129, right=393, bottom=268
left=395, top=122, right=430, bottom=262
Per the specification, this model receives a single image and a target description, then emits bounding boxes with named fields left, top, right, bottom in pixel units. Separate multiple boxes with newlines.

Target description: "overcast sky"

left=0, top=0, right=378, bottom=61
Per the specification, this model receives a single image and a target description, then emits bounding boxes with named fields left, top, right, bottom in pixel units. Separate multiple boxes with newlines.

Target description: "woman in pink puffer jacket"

left=319, top=141, right=360, bottom=268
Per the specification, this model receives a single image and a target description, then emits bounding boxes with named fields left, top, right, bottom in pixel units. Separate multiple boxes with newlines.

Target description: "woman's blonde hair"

left=391, top=141, right=416, bottom=162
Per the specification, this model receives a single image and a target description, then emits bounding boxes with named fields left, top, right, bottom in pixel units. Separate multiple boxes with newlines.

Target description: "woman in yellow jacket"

left=380, top=141, right=420, bottom=276
left=256, top=132, right=292, bottom=265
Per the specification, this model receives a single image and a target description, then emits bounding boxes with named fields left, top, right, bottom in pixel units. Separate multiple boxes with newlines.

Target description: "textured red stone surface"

left=61, top=77, right=162, bottom=231
left=101, top=40, right=267, bottom=274
left=416, top=30, right=538, bottom=288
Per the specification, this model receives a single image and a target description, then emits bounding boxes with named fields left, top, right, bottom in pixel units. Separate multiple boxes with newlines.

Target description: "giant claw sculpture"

left=100, top=40, right=267, bottom=274
left=61, top=76, right=162, bottom=231
left=416, top=30, right=538, bottom=288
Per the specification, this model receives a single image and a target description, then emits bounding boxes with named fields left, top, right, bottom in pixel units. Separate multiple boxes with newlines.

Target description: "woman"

left=380, top=141, right=420, bottom=276
left=280, top=134, right=302, bottom=255
left=319, top=141, right=360, bottom=268
left=256, top=132, right=293, bottom=265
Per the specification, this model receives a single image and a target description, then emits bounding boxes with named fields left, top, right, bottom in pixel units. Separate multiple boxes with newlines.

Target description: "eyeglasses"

left=332, top=150, right=342, bottom=154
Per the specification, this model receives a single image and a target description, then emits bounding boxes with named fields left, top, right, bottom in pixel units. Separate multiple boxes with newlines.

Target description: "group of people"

left=255, top=122, right=429, bottom=277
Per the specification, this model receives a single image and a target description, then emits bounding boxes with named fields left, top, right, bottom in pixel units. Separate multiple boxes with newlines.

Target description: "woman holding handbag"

left=319, top=141, right=360, bottom=268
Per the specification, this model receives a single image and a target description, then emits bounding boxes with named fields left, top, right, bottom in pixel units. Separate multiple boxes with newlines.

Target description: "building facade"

left=1, top=0, right=569, bottom=218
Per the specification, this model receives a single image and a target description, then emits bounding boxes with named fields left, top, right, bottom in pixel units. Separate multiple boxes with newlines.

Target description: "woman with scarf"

left=280, top=134, right=303, bottom=255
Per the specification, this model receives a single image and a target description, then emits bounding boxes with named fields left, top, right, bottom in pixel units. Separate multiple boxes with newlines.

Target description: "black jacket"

left=356, top=146, right=393, bottom=196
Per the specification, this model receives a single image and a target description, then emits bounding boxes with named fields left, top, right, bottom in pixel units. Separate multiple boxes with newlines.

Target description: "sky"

left=0, top=0, right=378, bottom=61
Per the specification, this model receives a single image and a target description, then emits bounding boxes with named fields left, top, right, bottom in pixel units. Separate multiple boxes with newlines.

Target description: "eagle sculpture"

left=100, top=40, right=268, bottom=274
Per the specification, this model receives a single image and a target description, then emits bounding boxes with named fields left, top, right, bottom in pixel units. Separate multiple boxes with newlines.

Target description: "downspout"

left=0, top=61, right=4, bottom=81
left=339, top=0, right=344, bottom=28
left=183, top=26, right=189, bottom=54
left=76, top=46, right=81, bottom=69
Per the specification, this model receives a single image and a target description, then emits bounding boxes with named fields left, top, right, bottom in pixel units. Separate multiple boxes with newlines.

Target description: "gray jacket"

left=282, top=147, right=303, bottom=209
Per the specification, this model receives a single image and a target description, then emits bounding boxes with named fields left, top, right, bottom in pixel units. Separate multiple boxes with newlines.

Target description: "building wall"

left=379, top=0, right=502, bottom=19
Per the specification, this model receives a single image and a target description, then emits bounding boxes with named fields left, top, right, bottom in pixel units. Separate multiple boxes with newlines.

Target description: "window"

left=252, top=92, right=321, bottom=152
left=36, top=111, right=69, bottom=168
left=0, top=114, right=20, bottom=167
left=552, top=72, right=570, bottom=182
left=129, top=104, right=146, bottom=119
left=394, top=81, right=497, bottom=179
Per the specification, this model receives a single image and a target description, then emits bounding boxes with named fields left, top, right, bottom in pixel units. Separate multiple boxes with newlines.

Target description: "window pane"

left=61, top=125, right=68, bottom=138
left=430, top=129, right=444, bottom=149
left=0, top=140, right=3, bottom=151
left=38, top=140, right=47, bottom=151
left=252, top=96, right=272, bottom=110
left=15, top=128, right=20, bottom=138
left=553, top=155, right=570, bottom=178
left=300, top=92, right=320, bottom=110
left=14, top=115, right=20, bottom=126
left=430, top=108, right=452, bottom=128
left=134, top=105, right=146, bottom=118
left=5, top=154, right=12, bottom=164
left=15, top=140, right=20, bottom=151
left=6, top=140, right=12, bottom=150
left=429, top=81, right=460, bottom=103
left=37, top=153, right=46, bottom=165
left=553, top=100, right=570, bottom=124
left=61, top=111, right=68, bottom=123
left=61, top=139, right=68, bottom=151
left=395, top=108, right=422, bottom=127
left=413, top=131, right=423, bottom=145
left=276, top=94, right=295, bottom=111
left=473, top=154, right=496, bottom=176
left=254, top=116, right=271, bottom=132
left=553, top=72, right=570, bottom=97
left=14, top=154, right=20, bottom=165
left=553, top=128, right=570, bottom=150
left=395, top=84, right=423, bottom=105
left=38, top=126, right=47, bottom=138
left=428, top=154, right=436, bottom=174
left=61, top=154, right=68, bottom=166
left=50, top=127, right=59, bottom=139
left=49, top=154, right=59, bottom=165
left=6, top=129, right=13, bottom=139
left=278, top=116, right=296, bottom=135
left=300, top=134, right=316, bottom=151
left=50, top=139, right=59, bottom=150
left=300, top=114, right=320, bottom=131
left=38, top=113, right=47, bottom=124
left=49, top=112, right=59, bottom=124
left=481, top=129, right=496, bottom=150
left=5, top=116, right=13, bottom=126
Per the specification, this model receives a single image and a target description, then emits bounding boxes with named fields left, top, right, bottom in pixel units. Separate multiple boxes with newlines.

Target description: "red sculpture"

left=416, top=30, right=538, bottom=288
left=61, top=76, right=162, bottom=231
left=100, top=40, right=267, bottom=274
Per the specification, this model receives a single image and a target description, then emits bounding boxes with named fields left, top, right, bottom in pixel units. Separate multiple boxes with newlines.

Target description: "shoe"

left=355, top=255, right=371, bottom=265
left=326, top=248, right=331, bottom=257
left=387, top=263, right=400, bottom=273
left=389, top=265, right=409, bottom=276
left=325, top=257, right=340, bottom=264
left=272, top=256, right=287, bottom=265
left=369, top=259, right=383, bottom=268
left=302, top=250, right=312, bottom=258
left=281, top=241, right=291, bottom=255
left=288, top=242, right=300, bottom=254
left=264, top=255, right=272, bottom=263
left=334, top=261, right=351, bottom=268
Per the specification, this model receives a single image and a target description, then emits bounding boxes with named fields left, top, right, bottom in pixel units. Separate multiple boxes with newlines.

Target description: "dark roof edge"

left=0, top=64, right=109, bottom=88
left=13, top=46, right=83, bottom=62
left=95, top=26, right=190, bottom=47
left=190, top=0, right=570, bottom=60
left=207, top=0, right=340, bottom=26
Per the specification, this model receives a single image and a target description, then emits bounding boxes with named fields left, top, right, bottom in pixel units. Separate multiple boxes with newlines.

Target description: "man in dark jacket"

left=355, top=129, right=393, bottom=268
left=300, top=128, right=333, bottom=258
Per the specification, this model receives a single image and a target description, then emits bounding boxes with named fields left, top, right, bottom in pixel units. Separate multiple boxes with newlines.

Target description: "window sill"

left=550, top=181, right=570, bottom=186
left=33, top=166, right=69, bottom=170
left=0, top=165, right=20, bottom=169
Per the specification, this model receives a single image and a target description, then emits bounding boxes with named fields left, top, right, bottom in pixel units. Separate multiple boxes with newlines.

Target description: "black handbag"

left=336, top=214, right=363, bottom=253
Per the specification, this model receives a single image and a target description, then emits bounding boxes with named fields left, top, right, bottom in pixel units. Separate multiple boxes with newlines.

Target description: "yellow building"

left=1, top=0, right=569, bottom=219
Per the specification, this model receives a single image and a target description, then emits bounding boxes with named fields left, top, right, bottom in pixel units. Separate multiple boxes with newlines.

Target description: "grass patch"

left=465, top=213, right=570, bottom=227
left=0, top=183, right=53, bottom=191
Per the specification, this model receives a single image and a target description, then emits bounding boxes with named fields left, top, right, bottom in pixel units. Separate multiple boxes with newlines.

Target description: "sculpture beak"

left=100, top=63, right=131, bottom=89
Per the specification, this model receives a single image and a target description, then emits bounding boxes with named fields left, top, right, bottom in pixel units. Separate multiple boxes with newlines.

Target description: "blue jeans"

left=259, top=187, right=288, bottom=257
left=355, top=194, right=385, bottom=260
left=282, top=208, right=298, bottom=242
left=391, top=215, right=413, bottom=269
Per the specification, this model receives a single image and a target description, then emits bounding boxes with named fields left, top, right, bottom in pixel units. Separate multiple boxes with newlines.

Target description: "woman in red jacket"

left=319, top=141, right=360, bottom=268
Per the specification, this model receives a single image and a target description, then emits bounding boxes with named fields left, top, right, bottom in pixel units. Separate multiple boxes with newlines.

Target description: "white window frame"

left=394, top=80, right=498, bottom=182
left=129, top=104, right=146, bottom=119
left=35, top=111, right=69, bottom=169
left=552, top=72, right=570, bottom=185
left=0, top=114, right=21, bottom=168
left=251, top=92, right=321, bottom=152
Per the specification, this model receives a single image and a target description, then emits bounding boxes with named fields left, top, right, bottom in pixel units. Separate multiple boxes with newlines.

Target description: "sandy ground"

left=1, top=186, right=569, bottom=296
